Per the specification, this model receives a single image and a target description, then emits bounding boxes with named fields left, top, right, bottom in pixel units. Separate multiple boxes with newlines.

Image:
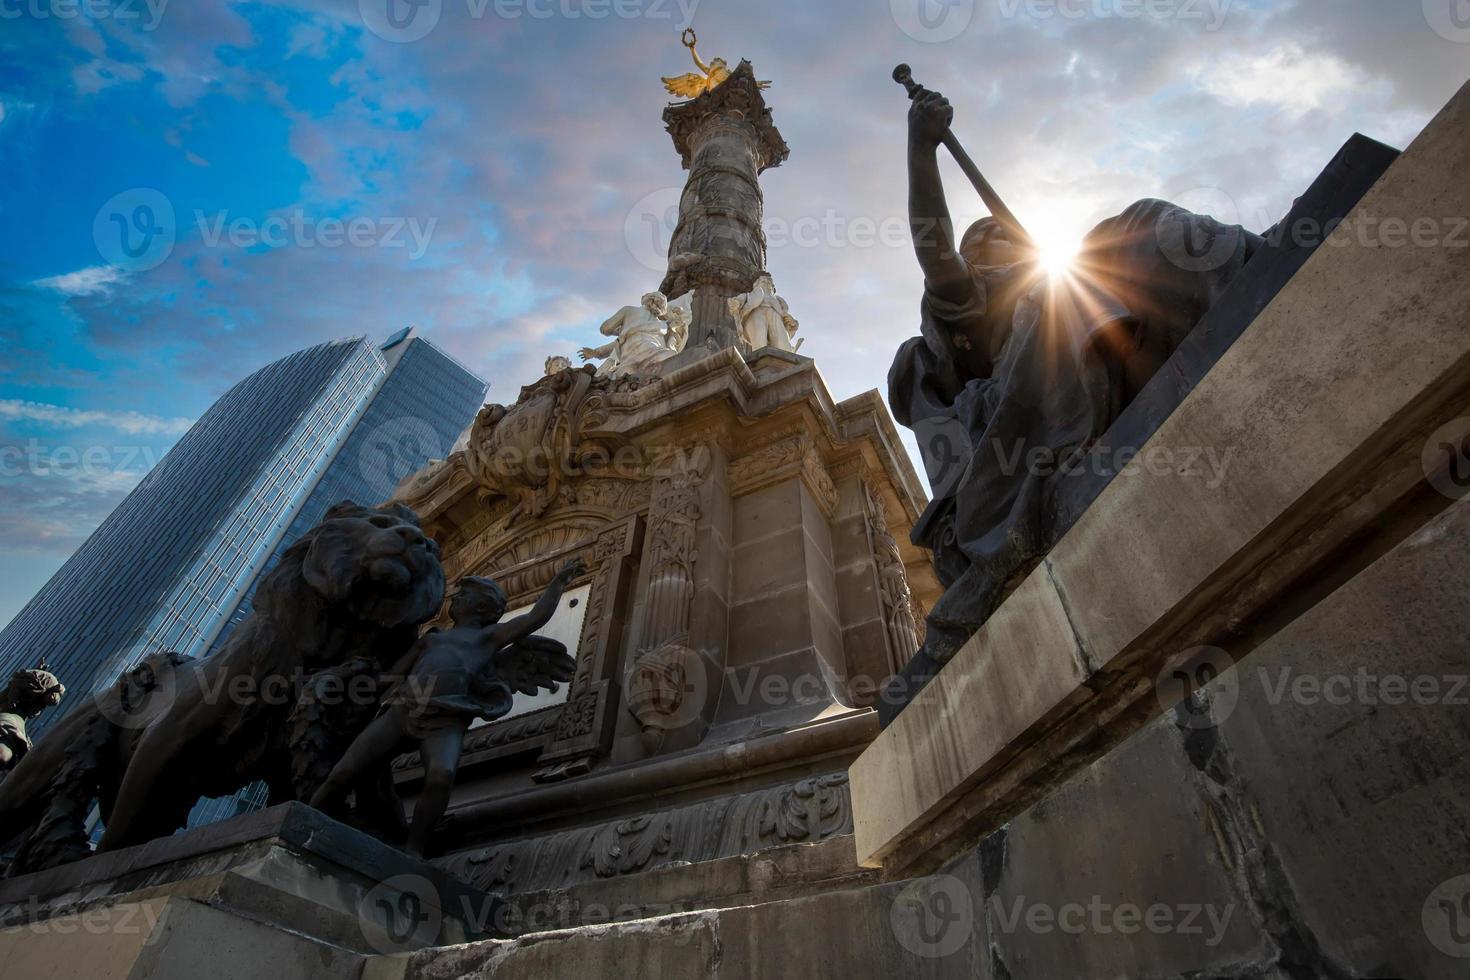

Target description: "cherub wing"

left=662, top=73, right=708, bottom=99
left=486, top=634, right=576, bottom=697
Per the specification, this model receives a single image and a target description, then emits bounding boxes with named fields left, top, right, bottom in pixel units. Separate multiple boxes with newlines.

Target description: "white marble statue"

left=579, top=291, right=690, bottom=378
left=727, top=275, right=800, bottom=353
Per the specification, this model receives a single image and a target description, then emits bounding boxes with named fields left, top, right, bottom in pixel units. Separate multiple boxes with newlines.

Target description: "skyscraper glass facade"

left=0, top=339, right=375, bottom=733
left=0, top=332, right=487, bottom=769
left=207, top=336, right=487, bottom=648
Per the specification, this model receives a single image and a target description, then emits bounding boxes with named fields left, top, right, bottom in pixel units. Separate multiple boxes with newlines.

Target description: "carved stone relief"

left=864, top=482, right=921, bottom=676
left=625, top=446, right=710, bottom=740
left=439, top=772, right=854, bottom=895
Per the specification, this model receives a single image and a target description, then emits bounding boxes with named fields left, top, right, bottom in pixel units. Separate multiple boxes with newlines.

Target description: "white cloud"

left=0, top=400, right=195, bottom=436
left=34, top=265, right=128, bottom=297
left=1193, top=43, right=1382, bottom=118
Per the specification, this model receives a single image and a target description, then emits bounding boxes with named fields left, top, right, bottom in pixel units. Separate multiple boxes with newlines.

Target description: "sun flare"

left=1036, top=234, right=1081, bottom=278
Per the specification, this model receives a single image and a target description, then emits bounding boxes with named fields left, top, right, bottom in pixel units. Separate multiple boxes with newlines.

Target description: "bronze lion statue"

left=0, top=501, right=445, bottom=874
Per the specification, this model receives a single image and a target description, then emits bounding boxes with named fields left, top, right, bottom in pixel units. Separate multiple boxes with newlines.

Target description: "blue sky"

left=1, top=0, right=1466, bottom=628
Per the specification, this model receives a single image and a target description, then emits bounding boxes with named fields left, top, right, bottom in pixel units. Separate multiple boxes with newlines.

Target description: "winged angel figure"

left=662, top=29, right=771, bottom=99
left=311, top=558, right=584, bottom=856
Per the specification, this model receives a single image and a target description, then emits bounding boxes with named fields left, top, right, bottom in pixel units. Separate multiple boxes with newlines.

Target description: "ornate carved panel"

left=439, top=772, right=854, bottom=895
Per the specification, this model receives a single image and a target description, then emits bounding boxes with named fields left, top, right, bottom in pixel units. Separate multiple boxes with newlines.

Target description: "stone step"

left=369, top=851, right=989, bottom=980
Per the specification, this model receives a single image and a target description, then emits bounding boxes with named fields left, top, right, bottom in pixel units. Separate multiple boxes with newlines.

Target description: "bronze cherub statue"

left=311, top=558, right=584, bottom=857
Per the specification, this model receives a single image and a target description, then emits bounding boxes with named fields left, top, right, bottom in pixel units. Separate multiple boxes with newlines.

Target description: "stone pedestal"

left=851, top=79, right=1470, bottom=877
left=389, top=346, right=938, bottom=913
left=0, top=804, right=497, bottom=980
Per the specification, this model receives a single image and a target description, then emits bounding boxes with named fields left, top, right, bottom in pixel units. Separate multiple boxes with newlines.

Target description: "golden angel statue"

left=662, top=29, right=770, bottom=99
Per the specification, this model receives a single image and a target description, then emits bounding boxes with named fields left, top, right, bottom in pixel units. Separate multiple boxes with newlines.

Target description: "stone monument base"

left=0, top=803, right=497, bottom=980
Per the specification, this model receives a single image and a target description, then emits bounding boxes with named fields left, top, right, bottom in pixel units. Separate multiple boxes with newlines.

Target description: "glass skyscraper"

left=0, top=330, right=487, bottom=753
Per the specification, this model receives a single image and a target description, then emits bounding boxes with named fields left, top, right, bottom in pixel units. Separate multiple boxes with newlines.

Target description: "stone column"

left=661, top=61, right=789, bottom=353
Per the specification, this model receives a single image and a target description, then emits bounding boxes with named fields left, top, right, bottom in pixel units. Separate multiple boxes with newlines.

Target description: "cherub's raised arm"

left=487, top=558, right=586, bottom=646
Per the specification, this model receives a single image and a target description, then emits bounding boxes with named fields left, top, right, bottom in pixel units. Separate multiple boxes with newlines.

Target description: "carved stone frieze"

left=728, top=433, right=837, bottom=518
left=581, top=815, right=674, bottom=879
left=464, top=366, right=644, bottom=529
left=438, top=772, right=854, bottom=895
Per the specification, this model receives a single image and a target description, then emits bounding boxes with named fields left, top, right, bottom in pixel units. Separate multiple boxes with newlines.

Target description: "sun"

left=1036, top=234, right=1081, bottom=278
left=1025, top=206, right=1086, bottom=279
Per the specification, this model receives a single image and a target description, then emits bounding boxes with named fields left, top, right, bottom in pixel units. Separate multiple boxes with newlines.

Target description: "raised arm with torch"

left=894, top=64, right=1035, bottom=256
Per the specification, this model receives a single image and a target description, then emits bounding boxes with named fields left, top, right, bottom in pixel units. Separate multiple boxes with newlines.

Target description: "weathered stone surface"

left=852, top=566, right=1091, bottom=868
left=982, top=718, right=1268, bottom=979
left=1210, top=503, right=1470, bottom=978
left=0, top=803, right=494, bottom=955
left=439, top=772, right=856, bottom=899
left=392, top=851, right=990, bottom=979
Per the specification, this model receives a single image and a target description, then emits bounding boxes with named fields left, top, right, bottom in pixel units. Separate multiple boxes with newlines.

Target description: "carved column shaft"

left=623, top=443, right=729, bottom=756
left=661, top=62, right=788, bottom=353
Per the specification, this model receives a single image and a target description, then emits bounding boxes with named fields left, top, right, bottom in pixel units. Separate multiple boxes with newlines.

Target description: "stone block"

left=1210, top=499, right=1470, bottom=978
left=731, top=525, right=808, bottom=598
left=852, top=567, right=1090, bottom=867
left=983, top=720, right=1264, bottom=979
left=0, top=803, right=495, bottom=956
